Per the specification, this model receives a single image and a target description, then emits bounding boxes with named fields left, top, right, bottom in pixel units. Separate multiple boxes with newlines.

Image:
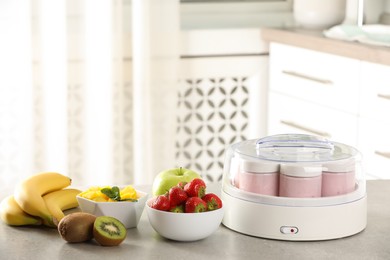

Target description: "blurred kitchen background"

left=0, top=0, right=389, bottom=188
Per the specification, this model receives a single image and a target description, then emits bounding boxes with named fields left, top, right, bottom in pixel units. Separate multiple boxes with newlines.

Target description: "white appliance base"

left=221, top=191, right=367, bottom=241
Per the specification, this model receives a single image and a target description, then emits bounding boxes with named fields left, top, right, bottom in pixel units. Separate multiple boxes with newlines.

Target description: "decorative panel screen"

left=175, top=76, right=250, bottom=182
left=176, top=55, right=268, bottom=182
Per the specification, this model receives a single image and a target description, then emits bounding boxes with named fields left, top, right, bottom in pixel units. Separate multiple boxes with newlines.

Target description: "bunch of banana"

left=0, top=172, right=81, bottom=228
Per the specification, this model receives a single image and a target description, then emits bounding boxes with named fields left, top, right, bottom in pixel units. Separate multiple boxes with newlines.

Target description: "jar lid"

left=281, top=164, right=322, bottom=177
left=241, top=160, right=279, bottom=173
left=323, top=158, right=356, bottom=173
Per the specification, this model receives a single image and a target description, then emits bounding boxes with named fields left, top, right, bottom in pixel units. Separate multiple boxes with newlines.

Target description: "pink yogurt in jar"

left=239, top=160, right=279, bottom=196
left=322, top=159, right=356, bottom=197
left=279, top=164, right=322, bottom=198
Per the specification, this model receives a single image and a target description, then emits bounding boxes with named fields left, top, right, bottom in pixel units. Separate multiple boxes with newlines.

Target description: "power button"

left=280, top=226, right=299, bottom=234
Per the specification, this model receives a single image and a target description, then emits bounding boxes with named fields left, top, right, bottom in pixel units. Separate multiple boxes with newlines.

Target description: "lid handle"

left=256, top=134, right=334, bottom=152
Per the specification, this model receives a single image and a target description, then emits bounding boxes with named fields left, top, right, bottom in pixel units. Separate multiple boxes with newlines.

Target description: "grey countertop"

left=1, top=180, right=390, bottom=260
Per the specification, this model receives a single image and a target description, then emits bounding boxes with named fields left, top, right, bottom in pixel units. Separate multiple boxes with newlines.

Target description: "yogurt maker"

left=221, top=134, right=367, bottom=241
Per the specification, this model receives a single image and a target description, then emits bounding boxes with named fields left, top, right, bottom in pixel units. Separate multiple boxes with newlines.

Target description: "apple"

left=152, top=167, right=201, bottom=196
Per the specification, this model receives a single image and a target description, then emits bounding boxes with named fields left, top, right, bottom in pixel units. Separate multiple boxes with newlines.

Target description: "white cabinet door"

left=359, top=61, right=390, bottom=121
left=358, top=117, right=390, bottom=179
left=268, top=92, right=359, bottom=148
left=358, top=61, right=390, bottom=179
left=269, top=43, right=360, bottom=115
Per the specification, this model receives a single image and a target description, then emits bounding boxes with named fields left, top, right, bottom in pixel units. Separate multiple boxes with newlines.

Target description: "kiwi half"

left=93, top=216, right=127, bottom=246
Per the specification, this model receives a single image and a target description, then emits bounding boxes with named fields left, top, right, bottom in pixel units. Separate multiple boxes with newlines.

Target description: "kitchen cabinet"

left=358, top=61, right=390, bottom=179
left=267, top=42, right=390, bottom=180
left=267, top=43, right=360, bottom=147
left=268, top=43, right=361, bottom=115
left=268, top=92, right=359, bottom=146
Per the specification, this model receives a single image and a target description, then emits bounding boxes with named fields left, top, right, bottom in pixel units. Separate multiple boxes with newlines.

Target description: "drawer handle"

left=280, top=120, right=331, bottom=138
left=377, top=93, right=390, bottom=100
left=375, top=150, right=390, bottom=159
left=282, top=70, right=333, bottom=85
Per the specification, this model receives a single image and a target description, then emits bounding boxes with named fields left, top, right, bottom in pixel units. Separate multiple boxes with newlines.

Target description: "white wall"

left=179, top=0, right=388, bottom=30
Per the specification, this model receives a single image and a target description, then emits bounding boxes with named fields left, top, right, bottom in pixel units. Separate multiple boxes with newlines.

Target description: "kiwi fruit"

left=58, top=212, right=96, bottom=243
left=93, top=216, right=127, bottom=246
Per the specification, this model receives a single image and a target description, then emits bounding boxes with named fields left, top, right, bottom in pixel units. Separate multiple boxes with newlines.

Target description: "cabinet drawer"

left=267, top=92, right=359, bottom=147
left=358, top=117, right=390, bottom=179
left=269, top=43, right=360, bottom=114
left=360, top=61, right=390, bottom=123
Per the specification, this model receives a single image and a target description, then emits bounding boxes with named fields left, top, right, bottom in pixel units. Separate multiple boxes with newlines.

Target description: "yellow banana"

left=43, top=188, right=81, bottom=226
left=0, top=195, right=42, bottom=226
left=14, top=172, right=72, bottom=227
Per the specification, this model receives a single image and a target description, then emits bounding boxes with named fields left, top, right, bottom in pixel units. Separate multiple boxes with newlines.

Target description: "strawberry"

left=170, top=204, right=184, bottom=213
left=202, top=193, right=222, bottom=211
left=184, top=178, right=206, bottom=198
left=177, top=181, right=187, bottom=189
left=168, top=186, right=188, bottom=208
left=184, top=197, right=207, bottom=213
left=151, top=195, right=170, bottom=211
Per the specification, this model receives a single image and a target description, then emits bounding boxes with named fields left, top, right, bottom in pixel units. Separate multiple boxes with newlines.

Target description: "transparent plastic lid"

left=237, top=133, right=357, bottom=163
left=222, top=134, right=365, bottom=207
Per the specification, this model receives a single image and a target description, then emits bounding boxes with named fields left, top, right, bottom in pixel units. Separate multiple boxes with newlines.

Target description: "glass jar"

left=279, top=164, right=322, bottom=198
left=239, top=160, right=279, bottom=196
left=322, top=159, right=356, bottom=197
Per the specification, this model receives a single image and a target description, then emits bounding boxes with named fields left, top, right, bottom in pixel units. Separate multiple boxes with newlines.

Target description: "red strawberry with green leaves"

left=170, top=204, right=184, bottom=213
left=151, top=195, right=170, bottom=211
left=168, top=186, right=188, bottom=208
left=185, top=197, right=207, bottom=213
left=202, top=193, right=223, bottom=211
left=184, top=178, right=206, bottom=198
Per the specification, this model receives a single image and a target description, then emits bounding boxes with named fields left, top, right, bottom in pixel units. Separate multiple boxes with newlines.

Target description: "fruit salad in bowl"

left=146, top=177, right=224, bottom=241
left=77, top=185, right=148, bottom=229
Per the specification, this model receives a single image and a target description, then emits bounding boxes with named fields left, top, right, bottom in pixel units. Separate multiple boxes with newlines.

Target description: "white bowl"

left=146, top=199, right=224, bottom=241
left=294, top=0, right=346, bottom=29
left=76, top=190, right=148, bottom=229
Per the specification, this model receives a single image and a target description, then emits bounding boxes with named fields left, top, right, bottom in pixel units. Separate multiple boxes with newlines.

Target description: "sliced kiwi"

left=93, top=216, right=127, bottom=246
left=58, top=212, right=96, bottom=243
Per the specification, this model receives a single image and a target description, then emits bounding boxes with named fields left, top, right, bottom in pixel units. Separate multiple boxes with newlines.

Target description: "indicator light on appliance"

left=280, top=226, right=299, bottom=234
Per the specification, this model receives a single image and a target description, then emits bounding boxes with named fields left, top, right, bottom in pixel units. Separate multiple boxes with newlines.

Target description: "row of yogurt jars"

left=232, top=158, right=357, bottom=198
